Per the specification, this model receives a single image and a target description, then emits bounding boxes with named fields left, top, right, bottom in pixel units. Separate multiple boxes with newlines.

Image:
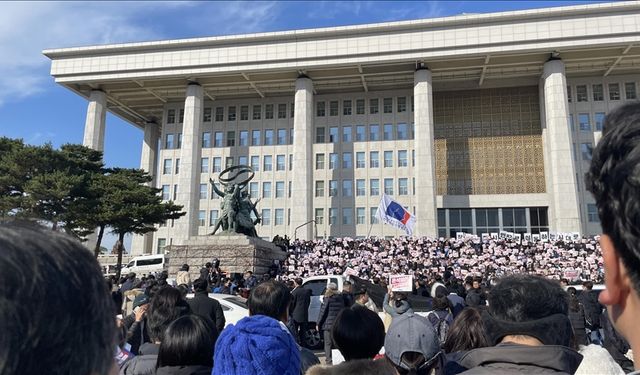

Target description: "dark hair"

left=432, top=295, right=451, bottom=311
left=0, top=224, right=115, bottom=375
left=331, top=305, right=385, bottom=361
left=247, top=280, right=291, bottom=319
left=586, top=102, right=640, bottom=292
left=489, top=275, right=568, bottom=322
left=193, top=278, right=208, bottom=293
left=180, top=264, right=190, bottom=271
left=295, top=277, right=303, bottom=286
left=443, top=307, right=490, bottom=353
left=147, top=287, right=191, bottom=342
left=582, top=281, right=593, bottom=290
left=156, top=315, right=216, bottom=369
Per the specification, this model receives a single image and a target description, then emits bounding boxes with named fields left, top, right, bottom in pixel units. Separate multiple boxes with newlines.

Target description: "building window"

left=199, top=184, right=207, bottom=200
left=213, top=157, right=222, bottom=173
left=475, top=208, right=500, bottom=235
left=238, top=130, right=248, bottom=147
left=356, top=179, right=366, bottom=196
left=587, top=204, right=599, bottom=222
left=249, top=182, right=258, bottom=199
left=397, top=97, right=407, bottom=112
left=275, top=181, right=285, bottom=198
left=592, top=84, right=604, bottom=101
left=200, top=157, right=209, bottom=173
left=342, top=152, right=352, bottom=169
left=265, top=129, right=274, bottom=146
left=383, top=98, right=393, bottom=113
left=157, top=238, right=167, bottom=253
left=173, top=185, right=178, bottom=200
left=384, top=151, right=393, bottom=168
left=329, top=127, right=339, bottom=143
left=209, top=210, right=219, bottom=227
left=356, top=152, right=365, bottom=168
left=329, top=208, right=337, bottom=225
left=578, top=113, right=590, bottom=132
left=263, top=155, right=273, bottom=171
left=369, top=124, right=380, bottom=141
left=567, top=85, right=572, bottom=103
left=238, top=156, right=248, bottom=166
left=214, top=132, right=223, bottom=147
left=342, top=126, right=352, bottom=142
left=370, top=207, right=379, bottom=224
left=265, top=104, right=274, bottom=119
left=315, top=208, right=324, bottom=224
left=161, top=185, right=170, bottom=200
left=315, top=181, right=324, bottom=197
left=397, top=123, right=408, bottom=140
left=278, top=104, right=287, bottom=119
left=343, top=100, right=352, bottom=116
left=261, top=209, right=271, bottom=225
left=174, top=158, right=180, bottom=174
left=576, top=85, right=588, bottom=102
left=274, top=209, right=284, bottom=225
left=203, top=107, right=212, bottom=122
left=228, top=106, right=236, bottom=121
left=288, top=181, right=292, bottom=197
left=225, top=157, right=233, bottom=168
left=569, top=114, right=574, bottom=131
left=449, top=208, right=474, bottom=236
left=356, top=99, right=365, bottom=115
left=609, top=83, right=621, bottom=100
left=329, top=101, right=339, bottom=116
left=251, top=130, right=261, bottom=146
left=290, top=103, right=294, bottom=118
left=369, top=98, right=379, bottom=114
left=355, top=125, right=366, bottom=141
left=262, top=182, right=272, bottom=198
left=276, top=155, right=285, bottom=171
left=316, top=101, right=325, bottom=117
left=315, top=153, right=325, bottom=169
left=226, top=131, right=235, bottom=147
left=398, top=178, right=408, bottom=195
left=329, top=153, right=338, bottom=169
left=179, top=109, right=184, bottom=123
left=290, top=128, right=294, bottom=144
left=329, top=180, right=338, bottom=197
left=202, top=132, right=211, bottom=148
left=277, top=129, right=287, bottom=145
left=163, top=159, right=172, bottom=174
left=239, top=105, right=248, bottom=121
left=581, top=143, right=593, bottom=161
left=197, top=210, right=206, bottom=226
left=167, top=109, right=176, bottom=124
left=383, top=124, right=393, bottom=141
left=250, top=156, right=259, bottom=171
left=370, top=151, right=379, bottom=168
left=177, top=133, right=182, bottom=149
left=595, top=112, right=605, bottom=131
left=252, top=105, right=262, bottom=120
left=315, top=127, right=325, bottom=143
left=398, top=150, right=408, bottom=167
left=625, top=82, right=637, bottom=100
left=342, top=208, right=353, bottom=225
left=370, top=179, right=380, bottom=196
left=342, top=180, right=353, bottom=197
left=215, top=107, right=224, bottom=122
left=384, top=178, right=393, bottom=195
left=165, top=134, right=174, bottom=149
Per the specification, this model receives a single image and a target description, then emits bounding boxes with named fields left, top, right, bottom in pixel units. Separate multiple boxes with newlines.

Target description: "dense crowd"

left=281, top=236, right=605, bottom=285
left=1, top=102, right=640, bottom=375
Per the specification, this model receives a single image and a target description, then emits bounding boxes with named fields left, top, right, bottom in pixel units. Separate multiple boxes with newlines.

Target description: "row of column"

left=83, top=58, right=582, bottom=254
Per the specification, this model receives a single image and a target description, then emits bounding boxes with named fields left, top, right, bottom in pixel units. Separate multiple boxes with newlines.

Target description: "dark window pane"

left=475, top=209, right=487, bottom=227
left=460, top=209, right=472, bottom=227
left=539, top=209, right=548, bottom=226
left=437, top=209, right=446, bottom=228
left=530, top=208, right=539, bottom=227
left=487, top=209, right=499, bottom=226
left=449, top=209, right=461, bottom=227
left=515, top=208, right=527, bottom=226
left=503, top=209, right=514, bottom=227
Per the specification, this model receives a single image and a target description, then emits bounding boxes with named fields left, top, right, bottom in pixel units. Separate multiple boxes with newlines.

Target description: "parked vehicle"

left=120, top=254, right=168, bottom=276
left=300, top=275, right=348, bottom=349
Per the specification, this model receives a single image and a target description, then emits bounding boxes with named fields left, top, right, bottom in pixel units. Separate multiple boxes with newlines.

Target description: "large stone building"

left=44, top=2, right=640, bottom=255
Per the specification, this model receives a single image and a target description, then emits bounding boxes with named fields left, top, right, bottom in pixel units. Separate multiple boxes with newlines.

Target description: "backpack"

left=428, top=310, right=451, bottom=345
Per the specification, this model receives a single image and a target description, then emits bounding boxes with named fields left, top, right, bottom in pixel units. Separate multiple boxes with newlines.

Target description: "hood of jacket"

left=459, top=343, right=583, bottom=374
left=394, top=300, right=411, bottom=314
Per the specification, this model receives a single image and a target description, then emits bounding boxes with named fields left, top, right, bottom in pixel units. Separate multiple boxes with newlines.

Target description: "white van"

left=120, top=254, right=167, bottom=276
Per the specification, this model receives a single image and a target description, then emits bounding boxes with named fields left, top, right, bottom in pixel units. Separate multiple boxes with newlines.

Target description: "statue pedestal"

left=166, top=234, right=286, bottom=279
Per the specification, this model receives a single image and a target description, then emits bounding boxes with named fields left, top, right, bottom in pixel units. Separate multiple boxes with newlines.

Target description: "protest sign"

left=389, top=274, right=413, bottom=292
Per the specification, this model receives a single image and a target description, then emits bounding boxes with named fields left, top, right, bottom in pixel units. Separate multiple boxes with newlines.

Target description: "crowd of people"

left=1, top=102, right=639, bottom=375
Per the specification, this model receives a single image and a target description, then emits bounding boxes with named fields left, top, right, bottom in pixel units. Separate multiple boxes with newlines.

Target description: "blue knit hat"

left=212, top=315, right=301, bottom=375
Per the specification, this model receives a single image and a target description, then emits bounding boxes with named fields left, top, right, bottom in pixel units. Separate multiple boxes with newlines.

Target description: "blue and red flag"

left=375, top=194, right=416, bottom=236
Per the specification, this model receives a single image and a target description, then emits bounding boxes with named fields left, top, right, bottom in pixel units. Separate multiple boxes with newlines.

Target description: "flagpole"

left=367, top=221, right=374, bottom=238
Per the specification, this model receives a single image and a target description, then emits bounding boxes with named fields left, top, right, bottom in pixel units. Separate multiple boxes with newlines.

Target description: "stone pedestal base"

left=166, top=234, right=286, bottom=279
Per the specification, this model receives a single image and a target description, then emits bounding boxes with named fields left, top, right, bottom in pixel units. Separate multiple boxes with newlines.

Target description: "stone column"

left=131, top=122, right=160, bottom=255
left=413, top=68, right=438, bottom=237
left=174, top=83, right=204, bottom=242
left=83, top=90, right=107, bottom=151
left=541, top=59, right=582, bottom=233
left=290, top=76, right=314, bottom=240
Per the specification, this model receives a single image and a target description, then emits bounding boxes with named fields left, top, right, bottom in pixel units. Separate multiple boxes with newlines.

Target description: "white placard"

left=456, top=232, right=465, bottom=240
left=389, top=274, right=413, bottom=292
left=540, top=232, right=549, bottom=242
left=524, top=233, right=532, bottom=242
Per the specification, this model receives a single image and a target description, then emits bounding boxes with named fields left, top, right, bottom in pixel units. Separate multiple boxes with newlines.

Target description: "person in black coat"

left=567, top=287, right=589, bottom=347
left=290, top=277, right=312, bottom=345
left=578, top=281, right=603, bottom=344
left=187, top=278, right=226, bottom=333
left=317, top=283, right=346, bottom=365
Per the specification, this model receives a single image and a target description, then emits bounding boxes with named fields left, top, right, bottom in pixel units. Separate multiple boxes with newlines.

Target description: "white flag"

left=375, top=194, right=416, bottom=236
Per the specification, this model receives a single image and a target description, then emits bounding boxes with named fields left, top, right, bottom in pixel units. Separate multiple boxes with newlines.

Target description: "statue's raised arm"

left=210, top=178, right=225, bottom=198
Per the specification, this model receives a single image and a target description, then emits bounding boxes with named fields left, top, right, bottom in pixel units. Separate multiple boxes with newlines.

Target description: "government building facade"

left=44, top=2, right=640, bottom=255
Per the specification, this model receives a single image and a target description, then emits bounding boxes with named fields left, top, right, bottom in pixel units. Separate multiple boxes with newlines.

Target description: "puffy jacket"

left=382, top=293, right=413, bottom=318
left=317, top=294, right=346, bottom=330
left=458, top=343, right=583, bottom=374
left=568, top=305, right=588, bottom=347
left=119, top=343, right=159, bottom=375
left=176, top=271, right=191, bottom=288
left=187, top=291, right=226, bottom=333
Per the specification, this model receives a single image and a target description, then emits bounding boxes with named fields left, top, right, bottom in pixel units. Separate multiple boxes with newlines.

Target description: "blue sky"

left=0, top=0, right=602, bottom=249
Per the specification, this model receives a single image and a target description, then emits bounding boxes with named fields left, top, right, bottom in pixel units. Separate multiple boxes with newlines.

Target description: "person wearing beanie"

left=213, top=315, right=301, bottom=375
left=457, top=275, right=583, bottom=374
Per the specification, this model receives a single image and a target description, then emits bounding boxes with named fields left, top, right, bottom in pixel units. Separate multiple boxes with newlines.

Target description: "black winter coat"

left=187, top=291, right=226, bottom=333
left=317, top=294, right=346, bottom=331
left=578, top=290, right=603, bottom=329
left=568, top=305, right=588, bottom=347
left=290, top=286, right=312, bottom=323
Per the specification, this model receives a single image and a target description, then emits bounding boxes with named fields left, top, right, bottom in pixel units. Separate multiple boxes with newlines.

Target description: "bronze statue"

left=210, top=165, right=261, bottom=237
